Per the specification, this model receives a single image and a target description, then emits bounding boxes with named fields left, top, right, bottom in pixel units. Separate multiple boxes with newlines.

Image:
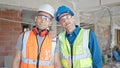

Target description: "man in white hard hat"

left=12, top=4, right=61, bottom=68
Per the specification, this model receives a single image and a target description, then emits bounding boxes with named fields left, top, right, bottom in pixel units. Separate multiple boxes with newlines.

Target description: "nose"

left=64, top=19, right=69, bottom=25
left=41, top=19, right=46, bottom=23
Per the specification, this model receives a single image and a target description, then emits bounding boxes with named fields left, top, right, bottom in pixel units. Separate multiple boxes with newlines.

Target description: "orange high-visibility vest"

left=20, top=30, right=56, bottom=68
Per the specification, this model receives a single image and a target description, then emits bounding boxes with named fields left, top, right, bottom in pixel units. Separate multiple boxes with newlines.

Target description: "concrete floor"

left=103, top=62, right=120, bottom=68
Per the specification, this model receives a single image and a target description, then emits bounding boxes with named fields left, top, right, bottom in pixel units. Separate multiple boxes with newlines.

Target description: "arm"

left=12, top=50, right=21, bottom=68
left=89, top=31, right=102, bottom=68
left=54, top=38, right=62, bottom=68
left=54, top=53, right=62, bottom=68
left=12, top=33, right=23, bottom=68
left=113, top=50, right=120, bottom=62
left=49, top=30, right=62, bottom=68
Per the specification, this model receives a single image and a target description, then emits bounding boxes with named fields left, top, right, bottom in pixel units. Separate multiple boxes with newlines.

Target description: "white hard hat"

left=37, top=4, right=55, bottom=17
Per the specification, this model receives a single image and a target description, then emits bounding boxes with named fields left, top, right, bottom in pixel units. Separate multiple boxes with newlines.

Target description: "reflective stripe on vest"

left=22, top=58, right=54, bottom=65
left=21, top=30, right=56, bottom=67
left=58, top=28, right=93, bottom=68
left=22, top=31, right=30, bottom=58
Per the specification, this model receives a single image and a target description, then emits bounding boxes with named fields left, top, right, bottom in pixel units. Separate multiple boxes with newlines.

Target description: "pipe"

left=102, top=6, right=113, bottom=67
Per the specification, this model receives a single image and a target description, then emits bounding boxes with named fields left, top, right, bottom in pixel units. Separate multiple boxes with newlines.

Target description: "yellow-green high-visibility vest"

left=58, top=28, right=93, bottom=68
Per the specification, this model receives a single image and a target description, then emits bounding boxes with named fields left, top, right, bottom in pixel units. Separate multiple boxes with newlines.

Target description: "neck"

left=66, top=26, right=76, bottom=34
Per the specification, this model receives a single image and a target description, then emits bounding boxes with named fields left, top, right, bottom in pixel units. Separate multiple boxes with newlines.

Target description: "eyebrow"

left=59, top=13, right=70, bottom=20
left=37, top=14, right=52, bottom=19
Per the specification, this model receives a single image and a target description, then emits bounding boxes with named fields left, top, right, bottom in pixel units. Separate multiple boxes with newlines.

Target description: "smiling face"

left=58, top=13, right=76, bottom=34
left=35, top=11, right=52, bottom=30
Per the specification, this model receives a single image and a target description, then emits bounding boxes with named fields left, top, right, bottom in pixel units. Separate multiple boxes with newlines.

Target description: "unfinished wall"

left=0, top=8, right=22, bottom=67
left=79, top=7, right=120, bottom=68
left=112, top=16, right=120, bottom=47
left=79, top=6, right=120, bottom=53
left=80, top=16, right=110, bottom=52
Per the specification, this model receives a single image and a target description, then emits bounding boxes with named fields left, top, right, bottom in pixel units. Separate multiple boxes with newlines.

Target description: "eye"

left=59, top=14, right=72, bottom=22
left=37, top=14, right=52, bottom=21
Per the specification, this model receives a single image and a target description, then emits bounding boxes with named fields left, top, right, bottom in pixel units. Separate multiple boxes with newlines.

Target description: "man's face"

left=35, top=11, right=52, bottom=30
left=58, top=13, right=75, bottom=32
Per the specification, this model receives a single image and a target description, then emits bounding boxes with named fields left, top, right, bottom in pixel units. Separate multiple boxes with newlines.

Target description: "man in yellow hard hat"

left=12, top=4, right=61, bottom=68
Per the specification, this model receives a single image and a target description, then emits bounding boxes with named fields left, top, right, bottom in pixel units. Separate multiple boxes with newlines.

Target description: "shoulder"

left=113, top=50, right=118, bottom=54
left=19, top=31, right=31, bottom=39
left=89, top=30, right=96, bottom=37
left=58, top=31, right=66, bottom=39
left=86, top=29, right=98, bottom=43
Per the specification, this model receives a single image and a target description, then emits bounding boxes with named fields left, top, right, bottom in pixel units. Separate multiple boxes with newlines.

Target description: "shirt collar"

left=66, top=25, right=80, bottom=36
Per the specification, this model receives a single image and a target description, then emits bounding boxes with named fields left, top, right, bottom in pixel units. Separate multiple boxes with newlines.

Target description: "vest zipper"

left=71, top=45, right=73, bottom=68
left=36, top=36, right=46, bottom=68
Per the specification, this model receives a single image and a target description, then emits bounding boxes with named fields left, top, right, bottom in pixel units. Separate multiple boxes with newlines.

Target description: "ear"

left=71, top=16, right=75, bottom=22
left=71, top=16, right=74, bottom=19
left=49, top=21, right=52, bottom=26
left=60, top=21, right=64, bottom=27
left=35, top=16, right=37, bottom=22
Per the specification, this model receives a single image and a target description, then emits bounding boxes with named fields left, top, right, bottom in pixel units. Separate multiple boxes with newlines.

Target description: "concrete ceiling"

left=0, top=0, right=120, bottom=11
left=0, top=0, right=120, bottom=25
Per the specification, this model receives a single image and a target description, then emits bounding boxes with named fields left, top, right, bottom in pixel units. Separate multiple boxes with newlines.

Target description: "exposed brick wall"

left=0, top=8, right=22, bottom=67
